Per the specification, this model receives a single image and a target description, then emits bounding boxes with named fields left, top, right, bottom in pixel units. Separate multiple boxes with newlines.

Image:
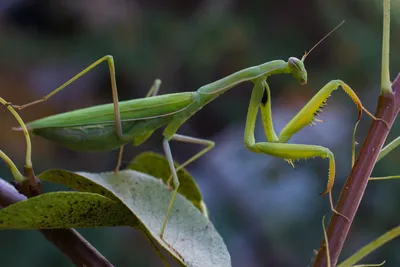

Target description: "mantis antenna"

left=301, top=20, right=345, bottom=61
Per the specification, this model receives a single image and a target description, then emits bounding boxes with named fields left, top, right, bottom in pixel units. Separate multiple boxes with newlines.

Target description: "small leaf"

left=0, top=192, right=137, bottom=229
left=338, top=225, right=400, bottom=267
left=128, top=151, right=208, bottom=216
left=40, top=169, right=231, bottom=267
left=39, top=170, right=117, bottom=200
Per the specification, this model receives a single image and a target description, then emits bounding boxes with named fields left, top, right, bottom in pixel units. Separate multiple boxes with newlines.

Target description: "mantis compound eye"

left=288, top=57, right=302, bottom=71
left=288, top=57, right=307, bottom=85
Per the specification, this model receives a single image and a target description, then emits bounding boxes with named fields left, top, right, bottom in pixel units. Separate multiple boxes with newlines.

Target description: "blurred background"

left=0, top=0, right=399, bottom=266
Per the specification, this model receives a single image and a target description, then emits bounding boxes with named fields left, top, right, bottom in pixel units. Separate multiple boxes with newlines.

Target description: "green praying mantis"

left=6, top=22, right=387, bottom=239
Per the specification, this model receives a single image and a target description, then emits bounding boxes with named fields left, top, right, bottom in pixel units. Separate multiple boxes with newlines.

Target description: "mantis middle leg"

left=160, top=134, right=214, bottom=238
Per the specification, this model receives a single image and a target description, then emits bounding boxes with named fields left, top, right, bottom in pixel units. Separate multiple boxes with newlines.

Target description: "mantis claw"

left=361, top=107, right=390, bottom=129
left=377, top=117, right=390, bottom=129
left=331, top=208, right=350, bottom=222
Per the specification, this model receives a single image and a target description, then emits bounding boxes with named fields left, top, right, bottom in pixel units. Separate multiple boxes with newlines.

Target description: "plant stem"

left=312, top=73, right=400, bottom=267
left=381, top=0, right=391, bottom=94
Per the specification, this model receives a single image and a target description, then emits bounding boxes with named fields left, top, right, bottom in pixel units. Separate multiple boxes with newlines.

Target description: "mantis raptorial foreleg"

left=244, top=79, right=340, bottom=216
left=267, top=79, right=379, bottom=145
left=244, top=78, right=380, bottom=218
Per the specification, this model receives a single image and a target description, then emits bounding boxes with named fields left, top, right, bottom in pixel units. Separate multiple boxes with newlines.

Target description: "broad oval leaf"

left=0, top=191, right=136, bottom=229
left=39, top=169, right=231, bottom=267
left=128, top=151, right=208, bottom=216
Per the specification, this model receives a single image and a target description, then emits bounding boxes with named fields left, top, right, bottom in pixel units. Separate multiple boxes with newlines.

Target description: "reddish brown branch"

left=313, top=73, right=400, bottom=267
left=0, top=178, right=114, bottom=267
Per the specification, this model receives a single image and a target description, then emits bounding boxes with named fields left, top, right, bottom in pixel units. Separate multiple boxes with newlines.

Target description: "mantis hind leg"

left=114, top=79, right=162, bottom=172
left=7, top=55, right=129, bottom=172
left=8, top=55, right=126, bottom=138
left=7, top=54, right=163, bottom=172
left=7, top=55, right=162, bottom=139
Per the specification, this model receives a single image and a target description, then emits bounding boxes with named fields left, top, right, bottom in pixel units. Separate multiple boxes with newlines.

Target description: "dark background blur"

left=0, top=0, right=399, bottom=266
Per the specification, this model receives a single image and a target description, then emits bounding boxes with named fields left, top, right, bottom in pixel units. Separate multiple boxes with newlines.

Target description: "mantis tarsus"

left=8, top=23, right=384, bottom=238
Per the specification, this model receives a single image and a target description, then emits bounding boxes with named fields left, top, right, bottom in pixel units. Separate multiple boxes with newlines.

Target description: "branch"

left=313, top=73, right=400, bottom=266
left=0, top=178, right=114, bottom=267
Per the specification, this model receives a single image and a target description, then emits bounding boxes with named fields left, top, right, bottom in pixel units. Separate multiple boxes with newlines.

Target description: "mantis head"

left=288, top=57, right=307, bottom=85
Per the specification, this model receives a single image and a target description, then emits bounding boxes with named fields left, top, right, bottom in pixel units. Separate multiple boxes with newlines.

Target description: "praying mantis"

left=7, top=22, right=384, bottom=239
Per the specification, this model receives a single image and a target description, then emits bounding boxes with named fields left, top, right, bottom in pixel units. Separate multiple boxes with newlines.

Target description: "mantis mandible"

left=8, top=21, right=382, bottom=238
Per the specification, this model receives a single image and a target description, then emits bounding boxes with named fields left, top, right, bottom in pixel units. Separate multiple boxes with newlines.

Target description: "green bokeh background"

left=0, top=0, right=399, bottom=266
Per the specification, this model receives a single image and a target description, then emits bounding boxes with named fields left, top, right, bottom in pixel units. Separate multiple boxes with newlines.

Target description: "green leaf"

left=38, top=170, right=117, bottom=200
left=127, top=151, right=208, bottom=216
left=0, top=191, right=137, bottom=229
left=338, top=225, right=400, bottom=267
left=40, top=169, right=231, bottom=267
